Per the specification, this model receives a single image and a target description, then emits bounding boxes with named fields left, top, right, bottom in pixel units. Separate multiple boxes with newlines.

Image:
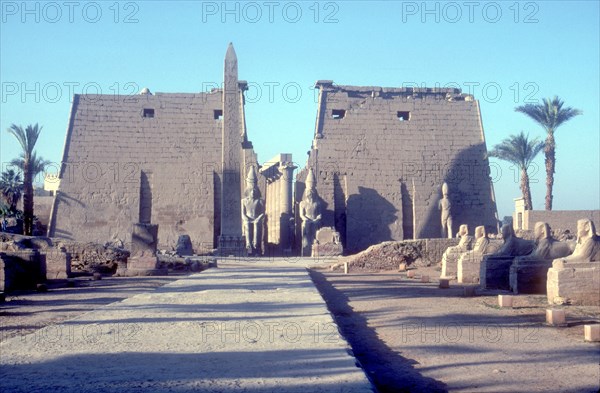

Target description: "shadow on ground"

left=309, top=269, right=447, bottom=393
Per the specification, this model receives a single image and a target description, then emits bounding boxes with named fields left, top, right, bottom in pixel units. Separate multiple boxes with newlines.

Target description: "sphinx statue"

left=495, top=224, right=535, bottom=257
left=479, top=224, right=535, bottom=289
left=510, top=222, right=575, bottom=294
left=554, top=219, right=600, bottom=265
left=520, top=222, right=574, bottom=261
left=457, top=225, right=493, bottom=283
left=299, top=169, right=322, bottom=256
left=547, top=219, right=600, bottom=306
left=438, top=182, right=453, bottom=239
left=241, top=166, right=265, bottom=255
left=441, top=224, right=473, bottom=278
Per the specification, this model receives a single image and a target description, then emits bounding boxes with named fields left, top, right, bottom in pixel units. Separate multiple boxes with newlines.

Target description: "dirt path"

left=1, top=260, right=372, bottom=393
left=1, top=275, right=184, bottom=342
left=310, top=266, right=600, bottom=393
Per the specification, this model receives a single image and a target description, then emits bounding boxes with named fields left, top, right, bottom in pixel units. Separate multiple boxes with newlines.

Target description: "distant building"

left=513, top=197, right=599, bottom=234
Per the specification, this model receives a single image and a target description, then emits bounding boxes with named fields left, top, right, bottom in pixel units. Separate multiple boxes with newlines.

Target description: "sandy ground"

left=1, top=275, right=185, bottom=341
left=310, top=265, right=600, bottom=393
left=2, top=260, right=598, bottom=392
left=0, top=259, right=372, bottom=393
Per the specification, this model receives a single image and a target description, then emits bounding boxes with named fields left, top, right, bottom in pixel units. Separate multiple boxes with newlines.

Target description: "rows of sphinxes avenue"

left=439, top=213, right=599, bottom=305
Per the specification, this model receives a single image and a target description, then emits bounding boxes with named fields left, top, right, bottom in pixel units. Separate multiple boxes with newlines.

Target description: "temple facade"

left=49, top=46, right=499, bottom=255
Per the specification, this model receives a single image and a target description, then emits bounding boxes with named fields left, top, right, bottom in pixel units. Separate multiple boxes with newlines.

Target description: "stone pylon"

left=218, top=43, right=245, bottom=255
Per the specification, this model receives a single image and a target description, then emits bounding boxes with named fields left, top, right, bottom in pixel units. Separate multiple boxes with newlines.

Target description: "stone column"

left=218, top=43, right=245, bottom=255
left=280, top=162, right=296, bottom=251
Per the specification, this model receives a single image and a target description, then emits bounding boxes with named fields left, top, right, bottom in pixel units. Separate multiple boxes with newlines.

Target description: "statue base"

left=480, top=255, right=515, bottom=290
left=509, top=258, right=552, bottom=294
left=218, top=235, right=246, bottom=257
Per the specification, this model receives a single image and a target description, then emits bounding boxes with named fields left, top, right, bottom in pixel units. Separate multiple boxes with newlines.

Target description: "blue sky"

left=1, top=0, right=598, bottom=219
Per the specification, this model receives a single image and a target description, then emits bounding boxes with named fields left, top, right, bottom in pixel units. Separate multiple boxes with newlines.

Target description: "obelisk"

left=218, top=43, right=244, bottom=255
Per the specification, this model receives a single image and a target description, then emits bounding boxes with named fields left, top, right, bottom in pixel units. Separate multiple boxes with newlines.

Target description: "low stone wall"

left=520, top=210, right=600, bottom=233
left=55, top=240, right=129, bottom=274
left=547, top=262, right=600, bottom=306
left=0, top=250, right=46, bottom=292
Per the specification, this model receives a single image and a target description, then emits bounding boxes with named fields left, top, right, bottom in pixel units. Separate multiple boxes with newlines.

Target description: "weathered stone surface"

left=331, top=238, right=457, bottom=272
left=131, top=223, right=158, bottom=257
left=124, top=256, right=167, bottom=276
left=218, top=43, right=245, bottom=256
left=45, top=247, right=72, bottom=280
left=0, top=250, right=46, bottom=292
left=545, top=309, right=566, bottom=326
left=296, top=82, right=499, bottom=254
left=49, top=45, right=254, bottom=254
left=312, top=227, right=343, bottom=257
left=480, top=256, right=518, bottom=290
left=241, top=166, right=265, bottom=255
left=480, top=225, right=535, bottom=289
left=299, top=169, right=322, bottom=257
left=510, top=222, right=575, bottom=294
left=547, top=262, right=600, bottom=306
left=56, top=240, right=129, bottom=274
left=175, top=235, right=194, bottom=256
left=440, top=224, right=472, bottom=278
left=457, top=226, right=501, bottom=284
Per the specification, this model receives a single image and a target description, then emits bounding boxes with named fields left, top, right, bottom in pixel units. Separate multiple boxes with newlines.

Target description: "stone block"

left=481, top=255, right=516, bottom=290
left=421, top=275, right=430, bottom=283
left=407, top=270, right=416, bottom=278
left=312, top=243, right=344, bottom=258
left=132, top=223, right=159, bottom=257
left=125, top=256, right=167, bottom=276
left=547, top=263, right=600, bottom=306
left=546, top=309, right=566, bottom=326
left=457, top=253, right=476, bottom=282
left=584, top=325, right=600, bottom=342
left=45, top=247, right=72, bottom=280
left=176, top=234, right=194, bottom=256
left=439, top=278, right=449, bottom=288
left=0, top=250, right=46, bottom=292
left=509, top=259, right=553, bottom=294
left=498, top=295, right=513, bottom=308
left=463, top=286, right=476, bottom=297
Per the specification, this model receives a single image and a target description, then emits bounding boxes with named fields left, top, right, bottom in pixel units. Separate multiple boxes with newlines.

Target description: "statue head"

left=246, top=166, right=258, bottom=189
left=501, top=224, right=514, bottom=241
left=576, top=219, right=597, bottom=243
left=475, top=225, right=486, bottom=239
left=534, top=222, right=551, bottom=241
left=442, top=182, right=449, bottom=197
left=303, top=168, right=318, bottom=201
left=458, top=224, right=468, bottom=237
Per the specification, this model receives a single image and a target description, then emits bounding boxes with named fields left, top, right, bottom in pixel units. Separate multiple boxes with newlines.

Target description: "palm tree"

left=489, top=132, right=544, bottom=210
left=10, top=151, right=51, bottom=183
left=0, top=169, right=23, bottom=211
left=515, top=97, right=582, bottom=210
left=7, top=123, right=43, bottom=235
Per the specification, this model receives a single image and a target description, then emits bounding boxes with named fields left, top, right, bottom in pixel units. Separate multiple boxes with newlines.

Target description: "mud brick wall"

left=49, top=91, right=237, bottom=251
left=298, top=84, right=499, bottom=253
